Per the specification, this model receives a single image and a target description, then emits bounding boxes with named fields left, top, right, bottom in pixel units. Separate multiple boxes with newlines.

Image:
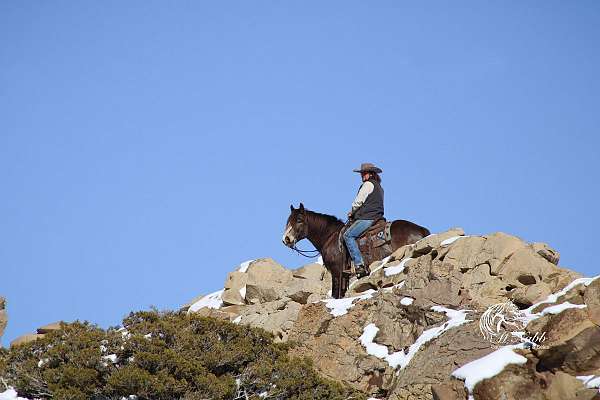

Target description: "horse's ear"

left=290, top=204, right=295, bottom=211
left=299, top=203, right=305, bottom=211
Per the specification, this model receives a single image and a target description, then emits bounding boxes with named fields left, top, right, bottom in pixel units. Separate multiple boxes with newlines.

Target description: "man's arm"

left=350, top=181, right=374, bottom=215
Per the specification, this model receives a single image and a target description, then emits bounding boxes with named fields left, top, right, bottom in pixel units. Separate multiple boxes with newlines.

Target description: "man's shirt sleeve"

left=351, top=181, right=374, bottom=213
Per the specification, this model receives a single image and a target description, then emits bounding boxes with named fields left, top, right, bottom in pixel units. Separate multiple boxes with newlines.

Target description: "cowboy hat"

left=353, top=162, right=382, bottom=174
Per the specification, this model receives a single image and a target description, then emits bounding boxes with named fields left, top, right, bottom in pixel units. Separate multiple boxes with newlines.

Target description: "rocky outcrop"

left=0, top=297, right=7, bottom=341
left=185, top=230, right=600, bottom=400
left=10, top=321, right=65, bottom=348
left=185, top=258, right=331, bottom=341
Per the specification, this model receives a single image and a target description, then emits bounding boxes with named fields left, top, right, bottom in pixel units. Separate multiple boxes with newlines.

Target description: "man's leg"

left=343, top=219, right=374, bottom=271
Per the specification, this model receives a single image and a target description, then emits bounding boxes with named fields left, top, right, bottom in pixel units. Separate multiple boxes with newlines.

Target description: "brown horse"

left=282, top=203, right=430, bottom=298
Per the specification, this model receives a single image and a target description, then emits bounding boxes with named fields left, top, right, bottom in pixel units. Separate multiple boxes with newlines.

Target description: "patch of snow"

left=233, top=316, right=242, bottom=324
left=518, top=275, right=599, bottom=324
left=539, top=302, right=587, bottom=316
left=524, top=276, right=599, bottom=316
left=0, top=389, right=31, bottom=400
left=323, top=290, right=376, bottom=317
left=382, top=281, right=405, bottom=293
left=400, top=297, right=414, bottom=306
left=238, top=260, right=254, bottom=273
left=384, top=257, right=412, bottom=277
left=359, top=324, right=389, bottom=359
left=239, top=285, right=247, bottom=299
left=359, top=306, right=471, bottom=370
left=577, top=375, right=600, bottom=390
left=103, top=354, right=118, bottom=363
left=369, top=255, right=393, bottom=275
left=118, top=327, right=131, bottom=339
left=452, top=345, right=527, bottom=399
left=440, top=235, right=468, bottom=246
left=188, top=289, right=224, bottom=312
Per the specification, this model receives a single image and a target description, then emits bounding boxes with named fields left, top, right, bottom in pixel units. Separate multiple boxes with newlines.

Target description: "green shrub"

left=1, top=311, right=365, bottom=400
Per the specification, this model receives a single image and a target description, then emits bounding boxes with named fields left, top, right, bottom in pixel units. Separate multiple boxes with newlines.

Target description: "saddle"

left=340, top=218, right=393, bottom=273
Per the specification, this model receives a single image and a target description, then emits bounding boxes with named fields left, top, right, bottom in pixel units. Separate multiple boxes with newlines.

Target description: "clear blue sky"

left=1, top=1, right=599, bottom=346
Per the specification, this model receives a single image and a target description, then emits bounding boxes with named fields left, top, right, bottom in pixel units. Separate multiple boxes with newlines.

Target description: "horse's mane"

left=305, top=209, right=345, bottom=226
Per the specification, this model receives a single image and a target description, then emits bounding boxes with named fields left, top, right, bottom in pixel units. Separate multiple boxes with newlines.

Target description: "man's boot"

left=355, top=263, right=368, bottom=278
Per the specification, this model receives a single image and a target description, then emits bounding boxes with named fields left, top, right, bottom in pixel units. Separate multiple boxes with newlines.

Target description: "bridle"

left=290, top=243, right=320, bottom=258
left=289, top=222, right=341, bottom=259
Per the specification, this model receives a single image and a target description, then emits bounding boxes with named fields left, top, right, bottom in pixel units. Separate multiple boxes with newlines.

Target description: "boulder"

left=584, top=278, right=600, bottom=326
left=234, top=298, right=302, bottom=342
left=510, top=281, right=553, bottom=307
left=37, top=321, right=64, bottom=334
left=531, top=242, right=560, bottom=265
left=245, top=258, right=294, bottom=303
left=476, top=232, right=527, bottom=275
left=222, top=270, right=248, bottom=306
left=11, top=333, right=45, bottom=348
left=412, top=228, right=466, bottom=256
left=0, top=297, right=6, bottom=341
left=292, top=262, right=327, bottom=281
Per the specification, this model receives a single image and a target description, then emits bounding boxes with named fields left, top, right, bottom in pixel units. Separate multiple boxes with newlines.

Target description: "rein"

left=290, top=225, right=341, bottom=259
left=291, top=244, right=320, bottom=258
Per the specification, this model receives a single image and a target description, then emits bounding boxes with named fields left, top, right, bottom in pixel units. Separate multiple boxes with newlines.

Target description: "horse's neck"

left=305, top=212, right=343, bottom=251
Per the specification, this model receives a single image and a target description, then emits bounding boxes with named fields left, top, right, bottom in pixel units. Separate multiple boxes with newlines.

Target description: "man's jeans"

left=343, top=219, right=374, bottom=266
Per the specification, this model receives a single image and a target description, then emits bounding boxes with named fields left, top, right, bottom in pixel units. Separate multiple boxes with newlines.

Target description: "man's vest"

left=354, top=179, right=384, bottom=220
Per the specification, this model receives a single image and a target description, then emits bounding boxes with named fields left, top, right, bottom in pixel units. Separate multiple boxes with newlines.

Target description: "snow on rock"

left=237, top=260, right=254, bottom=273
left=118, top=328, right=131, bottom=340
left=188, top=289, right=224, bottom=312
left=452, top=345, right=528, bottom=399
left=359, top=306, right=471, bottom=370
left=400, top=297, right=414, bottom=306
left=359, top=324, right=389, bottom=359
left=538, top=301, right=587, bottom=316
left=102, top=354, right=118, bottom=363
left=0, top=388, right=31, bottom=400
left=382, top=281, right=405, bottom=293
left=518, top=275, right=600, bottom=324
left=524, top=276, right=600, bottom=316
left=577, top=375, right=600, bottom=390
left=239, top=285, right=247, bottom=299
left=323, top=290, right=376, bottom=317
left=384, top=257, right=412, bottom=277
left=440, top=235, right=469, bottom=246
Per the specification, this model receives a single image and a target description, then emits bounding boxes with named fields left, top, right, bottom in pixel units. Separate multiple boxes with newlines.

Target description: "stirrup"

left=343, top=261, right=356, bottom=275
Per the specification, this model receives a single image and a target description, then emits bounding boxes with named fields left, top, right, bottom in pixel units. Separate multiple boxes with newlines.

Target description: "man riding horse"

left=282, top=164, right=430, bottom=298
left=344, top=162, right=385, bottom=278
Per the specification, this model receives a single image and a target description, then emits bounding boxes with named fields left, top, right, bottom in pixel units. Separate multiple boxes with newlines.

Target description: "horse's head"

left=282, top=203, right=308, bottom=247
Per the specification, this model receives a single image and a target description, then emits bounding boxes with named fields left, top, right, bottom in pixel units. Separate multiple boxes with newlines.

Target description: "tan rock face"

left=0, top=297, right=6, bottom=341
left=222, top=270, right=248, bottom=306
left=245, top=258, right=294, bottom=303
left=182, top=229, right=598, bottom=400
left=11, top=333, right=45, bottom=348
left=37, top=321, right=64, bottom=334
